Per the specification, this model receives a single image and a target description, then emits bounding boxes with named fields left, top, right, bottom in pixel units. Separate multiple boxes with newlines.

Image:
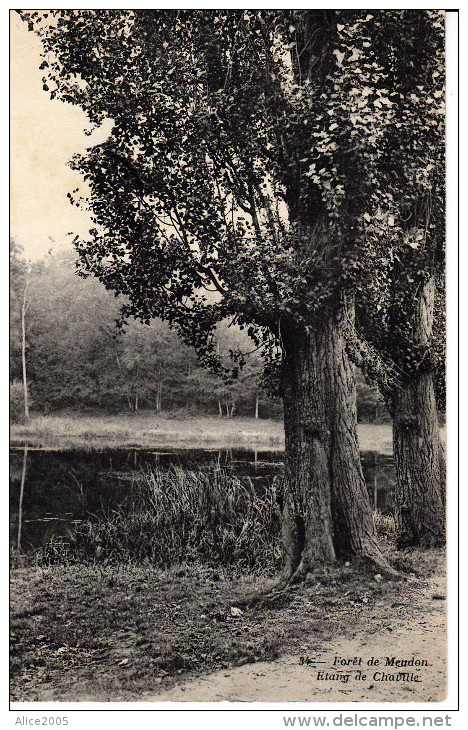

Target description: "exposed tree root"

left=287, top=558, right=310, bottom=585
left=238, top=582, right=301, bottom=610
left=357, top=548, right=399, bottom=578
left=235, top=552, right=399, bottom=610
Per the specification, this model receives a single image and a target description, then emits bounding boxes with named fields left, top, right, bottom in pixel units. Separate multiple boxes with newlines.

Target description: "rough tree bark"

left=326, top=296, right=386, bottom=564
left=281, top=321, right=336, bottom=580
left=280, top=296, right=391, bottom=582
left=392, top=278, right=445, bottom=547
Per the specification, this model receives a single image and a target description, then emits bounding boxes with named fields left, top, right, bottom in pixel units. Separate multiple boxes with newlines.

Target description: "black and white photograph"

left=9, top=8, right=457, bottom=711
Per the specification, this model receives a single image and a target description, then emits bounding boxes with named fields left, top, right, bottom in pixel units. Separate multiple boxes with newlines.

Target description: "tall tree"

left=22, top=9, right=445, bottom=576
left=350, top=11, right=446, bottom=547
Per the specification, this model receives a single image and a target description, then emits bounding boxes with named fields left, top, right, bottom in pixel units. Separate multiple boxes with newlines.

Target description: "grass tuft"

left=373, top=509, right=397, bottom=544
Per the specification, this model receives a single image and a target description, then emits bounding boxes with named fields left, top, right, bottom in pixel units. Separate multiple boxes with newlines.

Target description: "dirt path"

left=149, top=575, right=446, bottom=703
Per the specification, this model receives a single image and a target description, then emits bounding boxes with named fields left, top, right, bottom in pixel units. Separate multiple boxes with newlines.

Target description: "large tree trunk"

left=326, top=297, right=386, bottom=564
left=392, top=276, right=445, bottom=547
left=281, top=322, right=335, bottom=580
left=280, top=297, right=390, bottom=581
left=392, top=374, right=445, bottom=547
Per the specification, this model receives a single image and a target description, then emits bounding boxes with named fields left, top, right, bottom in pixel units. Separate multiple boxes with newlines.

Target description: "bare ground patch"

left=150, top=571, right=445, bottom=703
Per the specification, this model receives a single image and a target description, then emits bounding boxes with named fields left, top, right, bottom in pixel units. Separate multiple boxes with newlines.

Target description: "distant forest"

left=10, top=241, right=387, bottom=422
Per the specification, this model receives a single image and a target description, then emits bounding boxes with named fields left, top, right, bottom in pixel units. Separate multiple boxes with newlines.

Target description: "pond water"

left=10, top=446, right=395, bottom=552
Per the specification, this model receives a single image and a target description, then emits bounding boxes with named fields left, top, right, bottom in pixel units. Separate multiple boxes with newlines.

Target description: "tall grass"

left=39, top=466, right=283, bottom=571
left=34, top=465, right=397, bottom=571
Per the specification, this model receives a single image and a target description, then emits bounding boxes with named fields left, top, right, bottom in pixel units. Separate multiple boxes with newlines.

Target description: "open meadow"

left=11, top=412, right=395, bottom=453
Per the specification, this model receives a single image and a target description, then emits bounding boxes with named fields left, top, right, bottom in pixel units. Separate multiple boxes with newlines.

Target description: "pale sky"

left=10, top=11, right=111, bottom=260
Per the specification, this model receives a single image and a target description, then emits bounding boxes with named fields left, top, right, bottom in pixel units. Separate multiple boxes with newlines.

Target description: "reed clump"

left=39, top=466, right=283, bottom=571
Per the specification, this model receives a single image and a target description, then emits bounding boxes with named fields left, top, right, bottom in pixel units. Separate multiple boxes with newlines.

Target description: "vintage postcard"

left=9, top=7, right=459, bottom=720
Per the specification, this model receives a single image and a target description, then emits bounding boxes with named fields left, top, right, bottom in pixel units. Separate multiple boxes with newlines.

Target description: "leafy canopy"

left=22, top=10, right=445, bottom=374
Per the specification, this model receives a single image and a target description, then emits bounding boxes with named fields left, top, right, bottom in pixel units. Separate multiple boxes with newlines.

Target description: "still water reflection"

left=10, top=446, right=395, bottom=552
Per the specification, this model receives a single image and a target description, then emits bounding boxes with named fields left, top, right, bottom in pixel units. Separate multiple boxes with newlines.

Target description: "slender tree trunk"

left=155, top=364, right=163, bottom=412
left=185, top=364, right=192, bottom=412
left=280, top=297, right=391, bottom=581
left=21, top=292, right=29, bottom=421
left=158, top=378, right=163, bottom=412
left=391, top=278, right=445, bottom=547
left=255, top=393, right=259, bottom=420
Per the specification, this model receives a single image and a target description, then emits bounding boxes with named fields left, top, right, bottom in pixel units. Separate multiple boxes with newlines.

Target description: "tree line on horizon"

left=10, top=243, right=387, bottom=422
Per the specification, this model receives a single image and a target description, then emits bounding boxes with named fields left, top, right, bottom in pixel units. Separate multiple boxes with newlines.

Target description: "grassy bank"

left=10, top=549, right=445, bottom=702
left=10, top=412, right=395, bottom=454
left=10, top=459, right=444, bottom=702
